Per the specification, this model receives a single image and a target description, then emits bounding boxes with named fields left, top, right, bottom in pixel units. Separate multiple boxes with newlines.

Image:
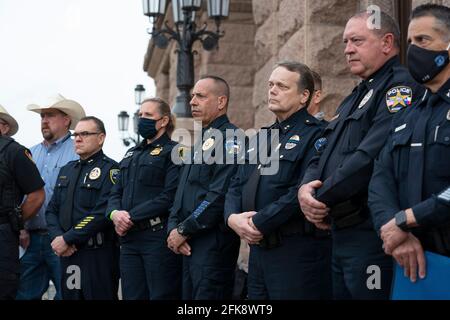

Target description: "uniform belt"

left=130, top=216, right=166, bottom=232
left=258, top=218, right=329, bottom=250
left=331, top=199, right=369, bottom=230
left=85, top=231, right=114, bottom=249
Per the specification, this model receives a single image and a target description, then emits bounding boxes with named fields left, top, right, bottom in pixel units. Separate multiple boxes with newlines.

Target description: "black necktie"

left=242, top=124, right=280, bottom=211
left=407, top=94, right=440, bottom=204
left=60, top=162, right=82, bottom=231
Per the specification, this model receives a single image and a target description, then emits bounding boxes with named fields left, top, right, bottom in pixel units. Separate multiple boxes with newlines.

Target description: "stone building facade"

left=143, top=0, right=450, bottom=132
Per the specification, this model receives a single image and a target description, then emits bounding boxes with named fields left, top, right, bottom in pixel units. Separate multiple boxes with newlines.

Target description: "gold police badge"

left=150, top=147, right=163, bottom=156
left=202, top=138, right=215, bottom=151
left=89, top=167, right=101, bottom=180
left=386, top=86, right=413, bottom=113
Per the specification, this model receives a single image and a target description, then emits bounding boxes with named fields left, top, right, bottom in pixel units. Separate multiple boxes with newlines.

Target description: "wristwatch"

left=395, top=210, right=409, bottom=232
left=177, top=223, right=189, bottom=238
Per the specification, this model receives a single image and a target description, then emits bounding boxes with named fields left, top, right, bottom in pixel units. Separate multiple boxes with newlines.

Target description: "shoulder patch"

left=225, top=139, right=241, bottom=155
left=109, top=169, right=119, bottom=185
left=314, top=137, right=328, bottom=153
left=123, top=151, right=134, bottom=159
left=386, top=86, right=412, bottom=113
left=24, top=149, right=34, bottom=163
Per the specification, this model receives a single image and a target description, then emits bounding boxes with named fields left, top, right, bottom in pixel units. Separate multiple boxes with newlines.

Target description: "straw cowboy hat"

left=0, top=104, right=19, bottom=136
left=27, top=94, right=86, bottom=130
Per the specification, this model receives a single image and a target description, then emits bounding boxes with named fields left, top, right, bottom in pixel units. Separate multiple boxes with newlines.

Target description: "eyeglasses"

left=71, top=131, right=101, bottom=138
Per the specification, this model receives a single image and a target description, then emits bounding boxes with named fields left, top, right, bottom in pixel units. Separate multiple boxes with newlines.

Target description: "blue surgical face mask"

left=138, top=117, right=161, bottom=140
left=407, top=43, right=450, bottom=84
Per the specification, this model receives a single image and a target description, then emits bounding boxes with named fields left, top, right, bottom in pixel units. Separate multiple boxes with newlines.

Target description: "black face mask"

left=407, top=44, right=450, bottom=84
left=138, top=118, right=160, bottom=140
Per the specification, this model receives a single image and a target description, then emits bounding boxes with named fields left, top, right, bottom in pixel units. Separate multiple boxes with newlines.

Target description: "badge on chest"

left=285, top=135, right=300, bottom=150
left=89, top=167, right=101, bottom=180
left=150, top=147, right=163, bottom=156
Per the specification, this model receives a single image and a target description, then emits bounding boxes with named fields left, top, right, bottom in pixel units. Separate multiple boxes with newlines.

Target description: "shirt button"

left=445, top=137, right=450, bottom=142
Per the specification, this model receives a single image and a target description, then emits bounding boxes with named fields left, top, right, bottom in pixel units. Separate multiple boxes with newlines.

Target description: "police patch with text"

left=386, top=86, right=413, bottom=113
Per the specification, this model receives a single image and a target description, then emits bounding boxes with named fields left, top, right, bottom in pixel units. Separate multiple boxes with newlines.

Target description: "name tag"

left=395, top=124, right=407, bottom=132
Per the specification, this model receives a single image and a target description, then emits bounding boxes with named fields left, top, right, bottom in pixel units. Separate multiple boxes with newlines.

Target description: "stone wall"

left=144, top=0, right=450, bottom=131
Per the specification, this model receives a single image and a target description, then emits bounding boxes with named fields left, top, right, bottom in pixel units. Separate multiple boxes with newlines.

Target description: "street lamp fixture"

left=142, top=0, right=229, bottom=117
left=118, top=84, right=147, bottom=147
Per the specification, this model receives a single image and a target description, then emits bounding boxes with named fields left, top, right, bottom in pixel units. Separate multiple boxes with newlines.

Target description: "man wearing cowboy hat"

left=0, top=104, right=19, bottom=137
left=16, top=94, right=86, bottom=300
left=0, top=105, right=45, bottom=300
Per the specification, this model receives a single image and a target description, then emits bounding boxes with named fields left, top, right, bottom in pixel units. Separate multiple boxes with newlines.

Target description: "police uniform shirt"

left=224, top=108, right=323, bottom=235
left=106, top=133, right=179, bottom=223
left=302, top=56, right=424, bottom=208
left=0, top=136, right=44, bottom=211
left=168, top=114, right=239, bottom=236
left=370, top=78, right=450, bottom=237
left=46, top=150, right=119, bottom=246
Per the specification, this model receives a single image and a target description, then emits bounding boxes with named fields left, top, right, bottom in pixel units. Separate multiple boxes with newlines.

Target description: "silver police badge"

left=447, top=109, right=450, bottom=121
left=89, top=167, right=101, bottom=180
left=285, top=135, right=300, bottom=150
left=358, top=89, right=374, bottom=109
left=202, top=138, right=215, bottom=151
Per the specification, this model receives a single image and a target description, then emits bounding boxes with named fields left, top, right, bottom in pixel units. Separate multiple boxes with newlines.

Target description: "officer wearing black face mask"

left=369, top=4, right=450, bottom=289
left=298, top=11, right=424, bottom=300
left=106, top=97, right=182, bottom=300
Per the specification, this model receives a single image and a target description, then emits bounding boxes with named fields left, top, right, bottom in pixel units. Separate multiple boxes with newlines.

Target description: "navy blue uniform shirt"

left=302, top=56, right=424, bottom=216
left=225, top=108, right=324, bottom=235
left=46, top=150, right=118, bottom=246
left=106, top=133, right=180, bottom=223
left=168, top=115, right=239, bottom=236
left=369, top=78, right=450, bottom=237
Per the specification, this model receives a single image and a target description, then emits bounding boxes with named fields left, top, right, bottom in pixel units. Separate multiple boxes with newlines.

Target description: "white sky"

left=0, top=0, right=155, bottom=161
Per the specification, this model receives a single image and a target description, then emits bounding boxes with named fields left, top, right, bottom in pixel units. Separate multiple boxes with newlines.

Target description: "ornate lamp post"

left=118, top=84, right=146, bottom=147
left=142, top=0, right=230, bottom=117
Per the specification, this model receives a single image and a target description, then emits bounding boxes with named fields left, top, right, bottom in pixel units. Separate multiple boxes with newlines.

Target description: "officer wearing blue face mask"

left=369, top=4, right=450, bottom=288
left=106, top=97, right=182, bottom=300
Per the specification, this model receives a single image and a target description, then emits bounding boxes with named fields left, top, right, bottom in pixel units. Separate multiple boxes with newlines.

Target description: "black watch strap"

left=395, top=210, right=409, bottom=232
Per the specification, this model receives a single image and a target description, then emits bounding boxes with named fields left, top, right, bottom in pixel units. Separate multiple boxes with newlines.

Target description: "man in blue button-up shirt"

left=16, top=94, right=85, bottom=300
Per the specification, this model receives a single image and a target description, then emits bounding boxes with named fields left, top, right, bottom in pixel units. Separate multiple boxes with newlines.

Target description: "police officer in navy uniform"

left=167, top=75, right=240, bottom=300
left=0, top=105, right=45, bottom=300
left=46, top=116, right=119, bottom=300
left=225, top=61, right=332, bottom=300
left=298, top=11, right=424, bottom=299
left=369, top=4, right=450, bottom=285
left=107, top=97, right=181, bottom=300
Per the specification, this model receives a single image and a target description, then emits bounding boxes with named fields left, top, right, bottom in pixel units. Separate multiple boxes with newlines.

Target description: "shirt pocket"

left=275, top=146, right=305, bottom=182
left=390, top=128, right=412, bottom=180
left=55, top=178, right=69, bottom=204
left=138, top=158, right=166, bottom=187
left=188, top=164, right=212, bottom=187
left=79, top=180, right=102, bottom=208
left=429, top=125, right=450, bottom=178
left=342, top=108, right=369, bottom=154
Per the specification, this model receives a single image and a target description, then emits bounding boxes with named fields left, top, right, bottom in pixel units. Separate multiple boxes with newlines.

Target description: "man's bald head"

left=199, top=75, right=230, bottom=108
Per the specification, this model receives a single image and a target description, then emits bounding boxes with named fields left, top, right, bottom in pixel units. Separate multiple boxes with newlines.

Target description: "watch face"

left=395, top=211, right=408, bottom=230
